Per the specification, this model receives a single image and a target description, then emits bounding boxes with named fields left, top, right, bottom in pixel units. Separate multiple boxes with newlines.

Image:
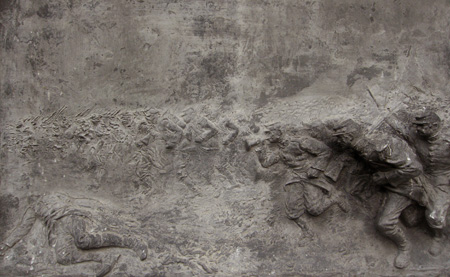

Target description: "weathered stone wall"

left=1, top=0, right=449, bottom=275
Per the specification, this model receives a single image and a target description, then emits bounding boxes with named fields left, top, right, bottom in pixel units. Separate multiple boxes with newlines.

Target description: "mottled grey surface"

left=1, top=0, right=450, bottom=275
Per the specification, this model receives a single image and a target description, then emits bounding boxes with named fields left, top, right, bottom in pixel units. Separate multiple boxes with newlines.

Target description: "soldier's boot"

left=284, top=183, right=305, bottom=220
left=332, top=190, right=350, bottom=213
left=388, top=229, right=411, bottom=269
left=294, top=218, right=314, bottom=239
left=377, top=217, right=411, bottom=269
left=123, top=236, right=148, bottom=260
left=429, top=229, right=445, bottom=256
left=103, top=234, right=148, bottom=260
left=394, top=244, right=411, bottom=269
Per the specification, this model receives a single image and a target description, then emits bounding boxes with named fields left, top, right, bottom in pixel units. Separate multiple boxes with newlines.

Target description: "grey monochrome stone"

left=1, top=0, right=450, bottom=276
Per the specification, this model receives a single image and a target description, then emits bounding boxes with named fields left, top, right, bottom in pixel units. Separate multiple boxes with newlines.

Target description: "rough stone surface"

left=1, top=0, right=450, bottom=275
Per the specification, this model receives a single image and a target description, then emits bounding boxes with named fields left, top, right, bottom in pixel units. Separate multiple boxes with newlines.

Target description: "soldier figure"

left=160, top=117, right=184, bottom=149
left=0, top=193, right=148, bottom=277
left=388, top=110, right=450, bottom=256
left=333, top=119, right=423, bottom=269
left=255, top=126, right=350, bottom=235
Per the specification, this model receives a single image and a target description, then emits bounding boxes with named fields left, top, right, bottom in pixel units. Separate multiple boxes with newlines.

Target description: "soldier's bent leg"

left=304, top=182, right=350, bottom=216
left=425, top=200, right=449, bottom=256
left=428, top=228, right=445, bottom=256
left=377, top=192, right=413, bottom=269
left=71, top=217, right=147, bottom=260
left=304, top=185, right=331, bottom=216
left=53, top=223, right=114, bottom=272
left=284, top=182, right=305, bottom=220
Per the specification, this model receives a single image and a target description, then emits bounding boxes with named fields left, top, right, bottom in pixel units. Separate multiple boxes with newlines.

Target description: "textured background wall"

left=1, top=0, right=450, bottom=275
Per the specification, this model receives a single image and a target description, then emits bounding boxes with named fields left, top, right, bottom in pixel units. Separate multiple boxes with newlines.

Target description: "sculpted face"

left=335, top=132, right=354, bottom=147
left=416, top=122, right=440, bottom=139
left=265, top=128, right=282, bottom=143
left=333, top=119, right=362, bottom=149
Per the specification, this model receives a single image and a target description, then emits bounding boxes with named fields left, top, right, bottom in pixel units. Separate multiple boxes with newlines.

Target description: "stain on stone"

left=277, top=75, right=310, bottom=98
left=4, top=83, right=12, bottom=97
left=347, top=65, right=382, bottom=87
left=67, top=0, right=74, bottom=9
left=36, top=4, right=52, bottom=19
left=257, top=91, right=269, bottom=107
left=0, top=0, right=14, bottom=12
left=1, top=24, right=14, bottom=51
left=260, top=54, right=330, bottom=100
left=192, top=16, right=239, bottom=39
left=180, top=52, right=236, bottom=101
left=27, top=51, right=47, bottom=75
left=201, top=53, right=234, bottom=80
left=372, top=50, right=397, bottom=64
left=412, top=29, right=426, bottom=37
left=443, top=46, right=450, bottom=77
left=0, top=194, right=19, bottom=240
left=193, top=16, right=211, bottom=38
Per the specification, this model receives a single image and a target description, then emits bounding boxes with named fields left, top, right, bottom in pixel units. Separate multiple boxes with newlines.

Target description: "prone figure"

left=0, top=193, right=148, bottom=276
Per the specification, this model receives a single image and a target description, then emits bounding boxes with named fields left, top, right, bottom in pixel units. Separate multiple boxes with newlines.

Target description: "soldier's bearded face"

left=265, top=130, right=281, bottom=143
left=416, top=123, right=439, bottom=138
left=336, top=133, right=353, bottom=147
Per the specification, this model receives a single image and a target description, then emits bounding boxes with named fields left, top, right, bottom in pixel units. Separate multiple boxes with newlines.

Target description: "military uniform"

left=256, top=135, right=349, bottom=220
left=351, top=132, right=423, bottom=268
left=2, top=193, right=147, bottom=276
left=388, top=113, right=450, bottom=232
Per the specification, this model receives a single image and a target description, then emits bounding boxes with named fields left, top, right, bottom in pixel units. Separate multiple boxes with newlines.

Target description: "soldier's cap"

left=412, top=111, right=441, bottom=125
left=332, top=119, right=363, bottom=136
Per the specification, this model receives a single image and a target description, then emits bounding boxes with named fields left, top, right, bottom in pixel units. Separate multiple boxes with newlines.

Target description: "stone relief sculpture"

left=243, top=111, right=450, bottom=270
left=387, top=110, right=450, bottom=256
left=2, top=1, right=450, bottom=275
left=332, top=119, right=423, bottom=268
left=222, top=120, right=239, bottom=145
left=181, top=108, right=218, bottom=147
left=0, top=193, right=148, bottom=276
left=3, top=102, right=450, bottom=274
left=332, top=112, right=450, bottom=269
left=252, top=125, right=350, bottom=236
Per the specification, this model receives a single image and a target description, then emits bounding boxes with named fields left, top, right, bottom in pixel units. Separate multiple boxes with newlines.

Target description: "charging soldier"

left=334, top=119, right=423, bottom=269
left=388, top=110, right=450, bottom=257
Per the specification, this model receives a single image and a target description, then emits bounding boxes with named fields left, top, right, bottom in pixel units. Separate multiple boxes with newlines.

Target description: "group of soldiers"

left=2, top=108, right=449, bottom=273
left=334, top=110, right=450, bottom=268
left=254, top=108, right=450, bottom=269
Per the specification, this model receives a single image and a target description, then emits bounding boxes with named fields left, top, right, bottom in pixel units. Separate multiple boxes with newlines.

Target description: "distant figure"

left=0, top=193, right=148, bottom=277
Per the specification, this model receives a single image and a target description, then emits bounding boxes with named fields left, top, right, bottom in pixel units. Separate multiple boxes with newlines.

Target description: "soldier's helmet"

left=412, top=110, right=441, bottom=125
left=332, top=119, right=364, bottom=146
